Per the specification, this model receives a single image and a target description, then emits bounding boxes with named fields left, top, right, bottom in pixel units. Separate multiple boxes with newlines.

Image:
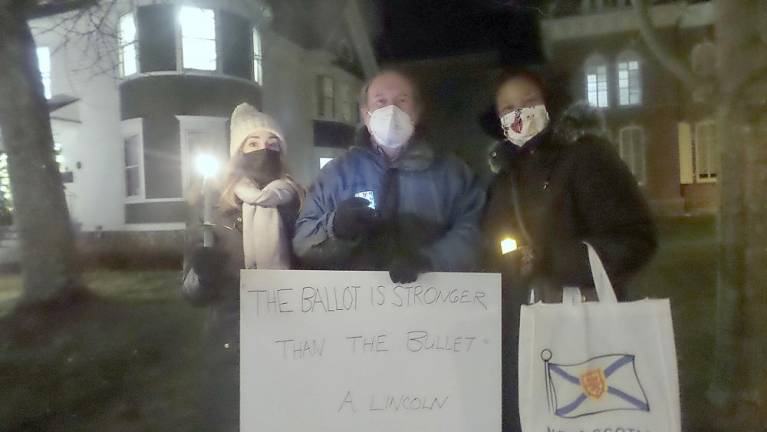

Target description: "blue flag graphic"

left=543, top=352, right=650, bottom=419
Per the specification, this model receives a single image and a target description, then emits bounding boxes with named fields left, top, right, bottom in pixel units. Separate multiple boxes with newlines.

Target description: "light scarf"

left=233, top=178, right=297, bottom=269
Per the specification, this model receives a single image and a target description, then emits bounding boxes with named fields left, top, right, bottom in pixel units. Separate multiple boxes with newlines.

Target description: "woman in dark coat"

left=481, top=69, right=657, bottom=431
left=182, top=103, right=303, bottom=432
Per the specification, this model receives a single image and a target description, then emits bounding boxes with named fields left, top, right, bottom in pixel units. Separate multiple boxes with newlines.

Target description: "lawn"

left=628, top=215, right=718, bottom=431
left=0, top=215, right=718, bottom=431
left=0, top=270, right=206, bottom=432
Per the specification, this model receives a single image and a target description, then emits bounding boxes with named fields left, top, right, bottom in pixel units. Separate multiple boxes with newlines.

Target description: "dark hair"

left=495, top=66, right=572, bottom=120
left=495, top=66, right=549, bottom=108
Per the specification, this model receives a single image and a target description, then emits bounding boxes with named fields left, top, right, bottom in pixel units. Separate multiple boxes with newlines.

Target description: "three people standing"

left=182, top=66, right=657, bottom=432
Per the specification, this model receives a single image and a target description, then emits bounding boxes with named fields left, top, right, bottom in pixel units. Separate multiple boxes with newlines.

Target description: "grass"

left=628, top=215, right=718, bottom=431
left=0, top=270, right=206, bottom=432
left=0, top=216, right=718, bottom=431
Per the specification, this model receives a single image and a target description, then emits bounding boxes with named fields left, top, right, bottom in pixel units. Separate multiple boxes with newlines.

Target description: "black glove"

left=332, top=197, right=379, bottom=240
left=389, top=253, right=431, bottom=284
left=191, top=247, right=226, bottom=286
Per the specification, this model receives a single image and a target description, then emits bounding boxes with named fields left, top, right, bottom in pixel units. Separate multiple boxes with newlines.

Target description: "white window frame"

left=694, top=119, right=718, bottom=183
left=36, top=46, right=52, bottom=99
left=616, top=51, right=642, bottom=106
left=178, top=6, right=218, bottom=72
left=584, top=55, right=609, bottom=108
left=118, top=12, right=139, bottom=77
left=122, top=118, right=145, bottom=203
left=176, top=115, right=228, bottom=195
left=253, top=26, right=263, bottom=85
left=618, top=125, right=647, bottom=185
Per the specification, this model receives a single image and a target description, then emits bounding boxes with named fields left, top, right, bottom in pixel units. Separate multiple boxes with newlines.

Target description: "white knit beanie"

left=229, top=103, right=287, bottom=156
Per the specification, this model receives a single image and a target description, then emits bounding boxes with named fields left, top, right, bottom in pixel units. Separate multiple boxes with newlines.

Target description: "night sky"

left=371, top=0, right=545, bottom=65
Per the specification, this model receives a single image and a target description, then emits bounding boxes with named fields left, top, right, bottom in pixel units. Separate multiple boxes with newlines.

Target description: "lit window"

left=317, top=75, right=335, bottom=118
left=617, top=57, right=641, bottom=106
left=694, top=120, right=718, bottom=183
left=253, top=27, right=262, bottom=84
left=36, top=47, right=51, bottom=99
left=53, top=142, right=66, bottom=172
left=118, top=13, right=138, bottom=76
left=585, top=57, right=608, bottom=108
left=319, top=157, right=334, bottom=169
left=618, top=126, right=646, bottom=185
left=179, top=7, right=217, bottom=71
left=124, top=135, right=142, bottom=197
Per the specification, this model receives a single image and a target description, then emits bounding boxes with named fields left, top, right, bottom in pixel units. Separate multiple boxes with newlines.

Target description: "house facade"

left=542, top=0, right=718, bottom=214
left=10, top=0, right=376, bottom=253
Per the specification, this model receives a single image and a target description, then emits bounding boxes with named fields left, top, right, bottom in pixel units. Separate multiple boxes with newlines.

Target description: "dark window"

left=137, top=5, right=177, bottom=72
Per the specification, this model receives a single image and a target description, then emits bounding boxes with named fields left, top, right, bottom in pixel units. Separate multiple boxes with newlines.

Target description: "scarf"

left=233, top=178, right=297, bottom=270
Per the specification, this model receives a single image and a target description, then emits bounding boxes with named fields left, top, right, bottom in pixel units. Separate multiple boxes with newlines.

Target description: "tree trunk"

left=709, top=0, right=767, bottom=429
left=0, top=5, right=85, bottom=305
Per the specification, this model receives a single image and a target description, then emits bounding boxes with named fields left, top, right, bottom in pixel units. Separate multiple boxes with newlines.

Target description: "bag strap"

left=584, top=242, right=618, bottom=303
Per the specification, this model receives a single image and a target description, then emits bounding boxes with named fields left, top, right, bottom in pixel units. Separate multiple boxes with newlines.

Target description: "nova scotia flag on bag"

left=545, top=353, right=649, bottom=418
left=518, top=244, right=681, bottom=432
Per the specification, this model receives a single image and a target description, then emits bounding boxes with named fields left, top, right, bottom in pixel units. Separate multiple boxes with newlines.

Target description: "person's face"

left=496, top=77, right=545, bottom=118
left=362, top=72, right=421, bottom=128
left=241, top=131, right=281, bottom=154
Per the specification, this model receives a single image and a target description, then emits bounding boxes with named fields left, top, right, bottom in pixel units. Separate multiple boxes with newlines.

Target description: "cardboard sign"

left=240, top=270, right=502, bottom=432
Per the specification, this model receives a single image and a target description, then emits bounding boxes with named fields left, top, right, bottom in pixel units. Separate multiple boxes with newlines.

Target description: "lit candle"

left=195, top=153, right=219, bottom=248
left=500, top=237, right=518, bottom=255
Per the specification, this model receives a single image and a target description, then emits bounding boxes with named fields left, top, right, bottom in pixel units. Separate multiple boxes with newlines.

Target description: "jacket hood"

left=487, top=101, right=607, bottom=174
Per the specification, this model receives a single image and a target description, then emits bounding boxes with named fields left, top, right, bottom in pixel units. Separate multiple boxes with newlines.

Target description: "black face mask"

left=236, top=149, right=282, bottom=188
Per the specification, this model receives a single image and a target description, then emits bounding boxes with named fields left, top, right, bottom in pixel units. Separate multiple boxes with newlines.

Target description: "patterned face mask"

left=500, top=104, right=550, bottom=146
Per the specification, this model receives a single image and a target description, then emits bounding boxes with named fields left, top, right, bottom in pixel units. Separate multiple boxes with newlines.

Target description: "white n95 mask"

left=500, top=104, right=550, bottom=146
left=367, top=105, right=415, bottom=149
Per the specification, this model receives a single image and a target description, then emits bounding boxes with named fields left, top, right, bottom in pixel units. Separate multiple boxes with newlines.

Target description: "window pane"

left=125, top=167, right=140, bottom=197
left=179, top=7, right=215, bottom=40
left=124, top=136, right=140, bottom=167
left=598, top=91, right=608, bottom=107
left=122, top=43, right=137, bottom=76
left=180, top=7, right=216, bottom=70
left=323, top=77, right=334, bottom=97
left=183, top=38, right=217, bottom=70
left=620, top=89, right=629, bottom=105
left=319, top=157, right=334, bottom=169
left=36, top=47, right=51, bottom=99
left=253, top=28, right=262, bottom=84
left=119, top=13, right=136, bottom=44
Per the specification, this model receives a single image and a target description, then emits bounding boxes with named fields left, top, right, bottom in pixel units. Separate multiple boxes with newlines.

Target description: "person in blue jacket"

left=293, top=69, right=485, bottom=283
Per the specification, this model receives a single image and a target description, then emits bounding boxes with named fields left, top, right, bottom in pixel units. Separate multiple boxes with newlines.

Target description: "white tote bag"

left=518, top=243, right=681, bottom=432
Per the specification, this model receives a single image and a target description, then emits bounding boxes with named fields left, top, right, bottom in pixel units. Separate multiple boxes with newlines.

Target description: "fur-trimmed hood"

left=488, top=101, right=608, bottom=175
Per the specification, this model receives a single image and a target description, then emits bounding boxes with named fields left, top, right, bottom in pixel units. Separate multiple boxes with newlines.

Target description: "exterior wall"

left=262, top=34, right=364, bottom=186
left=31, top=16, right=125, bottom=232
left=542, top=1, right=716, bottom=215
left=23, top=0, right=373, bottom=247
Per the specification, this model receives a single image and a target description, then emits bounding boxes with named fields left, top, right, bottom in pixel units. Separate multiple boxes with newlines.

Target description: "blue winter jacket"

left=293, top=133, right=485, bottom=272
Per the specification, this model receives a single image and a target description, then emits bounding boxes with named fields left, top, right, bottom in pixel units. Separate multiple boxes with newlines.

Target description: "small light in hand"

left=500, top=237, right=518, bottom=255
left=195, top=153, right=219, bottom=179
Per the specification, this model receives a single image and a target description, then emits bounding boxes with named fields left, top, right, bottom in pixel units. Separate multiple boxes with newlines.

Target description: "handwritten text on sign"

left=240, top=270, right=502, bottom=432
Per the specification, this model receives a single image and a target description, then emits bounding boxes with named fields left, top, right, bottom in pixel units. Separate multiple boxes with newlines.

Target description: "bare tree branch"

left=23, top=0, right=98, bottom=19
left=633, top=0, right=703, bottom=91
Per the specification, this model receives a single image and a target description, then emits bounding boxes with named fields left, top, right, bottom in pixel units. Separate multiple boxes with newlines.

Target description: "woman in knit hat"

left=181, top=103, right=303, bottom=431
